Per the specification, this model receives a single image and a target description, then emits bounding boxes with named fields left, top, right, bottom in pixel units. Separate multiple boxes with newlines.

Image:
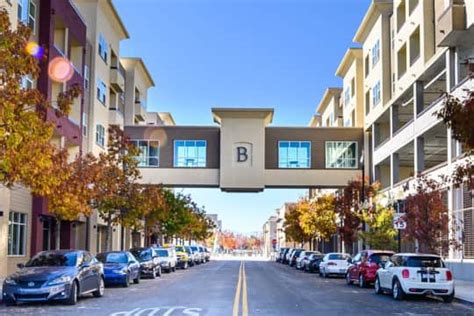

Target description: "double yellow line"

left=232, top=261, right=248, bottom=316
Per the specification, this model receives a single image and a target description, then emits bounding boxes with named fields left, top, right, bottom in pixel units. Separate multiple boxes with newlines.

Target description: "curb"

left=455, top=297, right=474, bottom=307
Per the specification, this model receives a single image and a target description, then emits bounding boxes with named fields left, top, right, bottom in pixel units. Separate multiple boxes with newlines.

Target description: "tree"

left=436, top=88, right=474, bottom=189
left=299, top=195, right=337, bottom=243
left=403, top=176, right=459, bottom=254
left=284, top=203, right=309, bottom=245
left=359, top=193, right=397, bottom=251
left=0, top=10, right=81, bottom=195
left=93, top=125, right=141, bottom=251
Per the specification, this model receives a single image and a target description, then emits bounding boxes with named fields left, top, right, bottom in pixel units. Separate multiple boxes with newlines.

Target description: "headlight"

left=142, top=262, right=153, bottom=268
left=48, top=275, right=72, bottom=286
left=4, top=278, right=17, bottom=285
left=112, top=269, right=127, bottom=274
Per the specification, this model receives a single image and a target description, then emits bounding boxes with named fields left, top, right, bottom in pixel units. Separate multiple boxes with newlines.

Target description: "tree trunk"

left=105, top=213, right=112, bottom=251
left=55, top=220, right=61, bottom=250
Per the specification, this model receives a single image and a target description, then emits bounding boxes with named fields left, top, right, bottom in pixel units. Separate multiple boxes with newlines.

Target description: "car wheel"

left=151, top=267, right=157, bottom=279
left=4, top=298, right=16, bottom=307
left=346, top=273, right=353, bottom=285
left=172, top=266, right=176, bottom=272
left=93, top=277, right=105, bottom=298
left=319, top=271, right=323, bottom=277
left=323, top=270, right=328, bottom=278
left=65, top=280, right=79, bottom=305
left=359, top=274, right=366, bottom=288
left=183, top=262, right=188, bottom=270
left=133, top=272, right=140, bottom=284
left=123, top=273, right=130, bottom=287
left=374, top=277, right=383, bottom=295
left=442, top=292, right=455, bottom=303
left=157, top=266, right=162, bottom=277
left=392, top=279, right=405, bottom=301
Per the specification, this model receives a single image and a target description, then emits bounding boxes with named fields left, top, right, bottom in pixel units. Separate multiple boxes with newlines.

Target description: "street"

left=0, top=259, right=472, bottom=316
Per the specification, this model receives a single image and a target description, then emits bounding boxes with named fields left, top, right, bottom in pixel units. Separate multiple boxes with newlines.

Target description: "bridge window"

left=174, top=140, right=207, bottom=167
left=278, top=141, right=311, bottom=168
left=325, top=141, right=357, bottom=169
left=131, top=140, right=159, bottom=167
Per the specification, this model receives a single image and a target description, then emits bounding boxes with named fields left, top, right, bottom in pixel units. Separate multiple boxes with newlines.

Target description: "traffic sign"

left=272, top=239, right=277, bottom=245
left=393, top=214, right=407, bottom=230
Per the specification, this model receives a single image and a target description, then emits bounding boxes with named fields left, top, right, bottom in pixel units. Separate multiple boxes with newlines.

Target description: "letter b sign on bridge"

left=236, top=146, right=248, bottom=162
left=234, top=142, right=252, bottom=167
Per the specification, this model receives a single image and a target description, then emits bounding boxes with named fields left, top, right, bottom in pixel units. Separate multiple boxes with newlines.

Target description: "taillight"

left=328, top=262, right=337, bottom=266
left=446, top=270, right=453, bottom=281
left=402, top=269, right=410, bottom=279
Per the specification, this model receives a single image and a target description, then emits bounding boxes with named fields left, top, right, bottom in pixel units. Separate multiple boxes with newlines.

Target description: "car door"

left=320, top=255, right=328, bottom=272
left=358, top=251, right=368, bottom=278
left=349, top=253, right=361, bottom=279
left=379, top=256, right=397, bottom=288
left=127, top=252, right=140, bottom=279
left=77, top=252, right=94, bottom=293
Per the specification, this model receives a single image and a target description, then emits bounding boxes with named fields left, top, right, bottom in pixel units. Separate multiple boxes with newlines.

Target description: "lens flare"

left=25, top=41, right=44, bottom=59
left=48, top=57, right=74, bottom=83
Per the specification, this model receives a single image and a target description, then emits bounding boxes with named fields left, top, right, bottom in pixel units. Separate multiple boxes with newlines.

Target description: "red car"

left=346, top=250, right=394, bottom=288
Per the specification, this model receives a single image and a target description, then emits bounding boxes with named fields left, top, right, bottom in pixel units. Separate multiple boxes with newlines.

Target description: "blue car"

left=2, top=250, right=104, bottom=306
left=96, top=251, right=141, bottom=287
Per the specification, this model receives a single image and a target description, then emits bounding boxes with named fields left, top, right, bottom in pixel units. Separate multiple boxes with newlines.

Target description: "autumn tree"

left=0, top=9, right=81, bottom=194
left=436, top=89, right=474, bottom=189
left=299, top=194, right=337, bottom=245
left=284, top=203, right=309, bottom=246
left=404, top=176, right=459, bottom=254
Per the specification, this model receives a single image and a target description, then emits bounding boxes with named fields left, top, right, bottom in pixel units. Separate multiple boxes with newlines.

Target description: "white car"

left=319, top=253, right=351, bottom=278
left=156, top=248, right=177, bottom=273
left=374, top=253, right=455, bottom=303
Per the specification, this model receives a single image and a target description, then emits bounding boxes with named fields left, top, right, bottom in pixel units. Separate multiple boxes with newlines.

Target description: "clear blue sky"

left=115, top=0, right=371, bottom=234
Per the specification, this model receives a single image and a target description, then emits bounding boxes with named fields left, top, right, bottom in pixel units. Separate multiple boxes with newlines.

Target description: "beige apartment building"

left=262, top=216, right=277, bottom=257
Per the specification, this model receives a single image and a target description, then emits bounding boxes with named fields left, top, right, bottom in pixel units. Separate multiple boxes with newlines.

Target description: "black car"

left=281, top=248, right=291, bottom=264
left=2, top=250, right=104, bottom=306
left=289, top=249, right=304, bottom=267
left=130, top=247, right=162, bottom=278
left=305, top=253, right=325, bottom=273
left=276, top=248, right=288, bottom=263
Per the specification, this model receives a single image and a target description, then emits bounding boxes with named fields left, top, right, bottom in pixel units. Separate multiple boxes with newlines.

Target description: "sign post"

left=393, top=213, right=406, bottom=253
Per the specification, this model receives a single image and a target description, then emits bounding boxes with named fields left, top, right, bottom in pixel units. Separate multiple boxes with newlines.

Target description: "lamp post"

left=360, top=151, right=366, bottom=250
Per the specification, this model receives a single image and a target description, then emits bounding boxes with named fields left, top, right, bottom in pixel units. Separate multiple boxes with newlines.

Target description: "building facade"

left=262, top=216, right=277, bottom=257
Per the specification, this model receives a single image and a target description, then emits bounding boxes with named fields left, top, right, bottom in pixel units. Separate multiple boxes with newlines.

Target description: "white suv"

left=375, top=253, right=455, bottom=303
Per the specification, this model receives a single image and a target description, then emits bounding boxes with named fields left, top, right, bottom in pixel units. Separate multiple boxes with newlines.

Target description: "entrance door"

left=42, top=219, right=53, bottom=250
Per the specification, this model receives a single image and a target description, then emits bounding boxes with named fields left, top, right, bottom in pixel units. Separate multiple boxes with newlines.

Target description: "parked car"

left=130, top=247, right=162, bottom=278
left=203, top=247, right=211, bottom=262
left=285, top=248, right=295, bottom=264
left=296, top=251, right=317, bottom=270
left=184, top=246, right=195, bottom=266
left=374, top=253, right=455, bottom=303
left=289, top=249, right=304, bottom=267
left=281, top=248, right=292, bottom=264
left=319, top=253, right=351, bottom=278
left=175, top=245, right=190, bottom=269
left=96, top=251, right=141, bottom=287
left=190, top=246, right=204, bottom=264
left=199, top=246, right=209, bottom=263
left=2, top=250, right=104, bottom=306
left=346, top=250, right=394, bottom=288
left=276, top=248, right=288, bottom=263
left=304, top=253, right=325, bottom=273
left=157, top=248, right=177, bottom=273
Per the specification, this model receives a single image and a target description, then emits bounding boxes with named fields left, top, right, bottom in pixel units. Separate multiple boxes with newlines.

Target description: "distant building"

left=263, top=216, right=277, bottom=257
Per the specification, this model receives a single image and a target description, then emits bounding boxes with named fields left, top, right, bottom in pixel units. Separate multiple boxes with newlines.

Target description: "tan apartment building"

left=262, top=216, right=277, bottom=257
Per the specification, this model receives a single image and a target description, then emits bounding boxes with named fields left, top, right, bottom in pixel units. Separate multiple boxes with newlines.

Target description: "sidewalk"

left=455, top=279, right=474, bottom=304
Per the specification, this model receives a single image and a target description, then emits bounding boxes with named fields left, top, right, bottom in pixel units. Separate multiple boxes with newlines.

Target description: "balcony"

left=108, top=108, right=124, bottom=127
left=134, top=99, right=146, bottom=122
left=436, top=2, right=466, bottom=46
left=110, top=65, right=125, bottom=92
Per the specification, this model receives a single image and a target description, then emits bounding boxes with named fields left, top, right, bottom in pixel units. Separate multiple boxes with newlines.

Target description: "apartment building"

left=305, top=1, right=473, bottom=279
left=262, top=216, right=277, bottom=257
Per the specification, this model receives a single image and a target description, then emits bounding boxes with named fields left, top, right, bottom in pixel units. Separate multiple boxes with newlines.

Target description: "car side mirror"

left=347, top=258, right=353, bottom=264
left=17, top=263, right=25, bottom=269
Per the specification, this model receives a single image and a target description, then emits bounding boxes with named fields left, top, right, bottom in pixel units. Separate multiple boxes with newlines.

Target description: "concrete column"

left=414, top=137, right=425, bottom=174
left=413, top=81, right=424, bottom=117
left=391, top=153, right=400, bottom=187
left=371, top=124, right=377, bottom=183
left=446, top=48, right=457, bottom=92
left=391, top=104, right=399, bottom=136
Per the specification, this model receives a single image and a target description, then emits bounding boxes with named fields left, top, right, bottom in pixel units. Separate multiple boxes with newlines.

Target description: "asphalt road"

left=0, top=259, right=472, bottom=316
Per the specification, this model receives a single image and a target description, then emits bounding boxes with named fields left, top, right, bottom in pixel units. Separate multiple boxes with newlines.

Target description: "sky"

left=114, top=0, right=371, bottom=234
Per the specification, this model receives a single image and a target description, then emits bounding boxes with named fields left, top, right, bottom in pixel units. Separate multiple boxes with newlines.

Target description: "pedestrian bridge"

left=125, top=108, right=364, bottom=192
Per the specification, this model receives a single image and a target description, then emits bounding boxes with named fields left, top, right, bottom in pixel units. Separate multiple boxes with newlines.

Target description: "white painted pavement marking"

left=110, top=306, right=202, bottom=316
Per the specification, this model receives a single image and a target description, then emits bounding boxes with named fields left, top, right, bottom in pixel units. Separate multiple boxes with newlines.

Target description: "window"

left=18, top=0, right=35, bottom=33
left=330, top=112, right=335, bottom=126
left=174, top=140, right=206, bottom=167
left=28, top=0, right=36, bottom=33
left=82, top=112, right=87, bottom=137
left=84, top=65, right=90, bottom=90
left=372, top=81, right=381, bottom=107
left=409, top=27, right=420, bottom=66
left=8, top=211, right=27, bottom=256
left=98, top=34, right=108, bottom=63
left=278, top=141, right=311, bottom=168
left=21, top=76, right=33, bottom=89
left=372, top=40, right=380, bottom=67
left=325, top=141, right=357, bottom=169
left=131, top=140, right=159, bottom=167
left=344, top=88, right=350, bottom=107
left=344, top=118, right=352, bottom=127
left=95, top=124, right=105, bottom=147
left=97, top=80, right=106, bottom=105
left=365, top=90, right=370, bottom=115
left=351, top=78, right=355, bottom=97
left=364, top=55, right=370, bottom=77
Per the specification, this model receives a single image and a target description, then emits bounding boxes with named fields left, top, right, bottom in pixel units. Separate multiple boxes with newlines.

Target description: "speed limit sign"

left=393, top=214, right=407, bottom=230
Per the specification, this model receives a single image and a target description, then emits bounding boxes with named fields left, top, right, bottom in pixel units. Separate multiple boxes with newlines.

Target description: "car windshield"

left=190, top=246, right=198, bottom=252
left=328, top=254, right=350, bottom=260
left=369, top=254, right=392, bottom=265
left=26, top=252, right=78, bottom=267
left=157, top=250, right=169, bottom=257
left=131, top=249, right=152, bottom=261
left=405, top=256, right=445, bottom=268
left=97, top=253, right=127, bottom=264
left=176, top=246, right=184, bottom=252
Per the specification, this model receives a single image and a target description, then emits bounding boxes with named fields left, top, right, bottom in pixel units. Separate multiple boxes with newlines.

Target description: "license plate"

left=420, top=272, right=436, bottom=283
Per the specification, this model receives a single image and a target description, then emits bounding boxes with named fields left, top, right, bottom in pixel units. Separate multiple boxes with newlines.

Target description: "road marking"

left=242, top=262, right=248, bottom=316
left=232, top=261, right=243, bottom=316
